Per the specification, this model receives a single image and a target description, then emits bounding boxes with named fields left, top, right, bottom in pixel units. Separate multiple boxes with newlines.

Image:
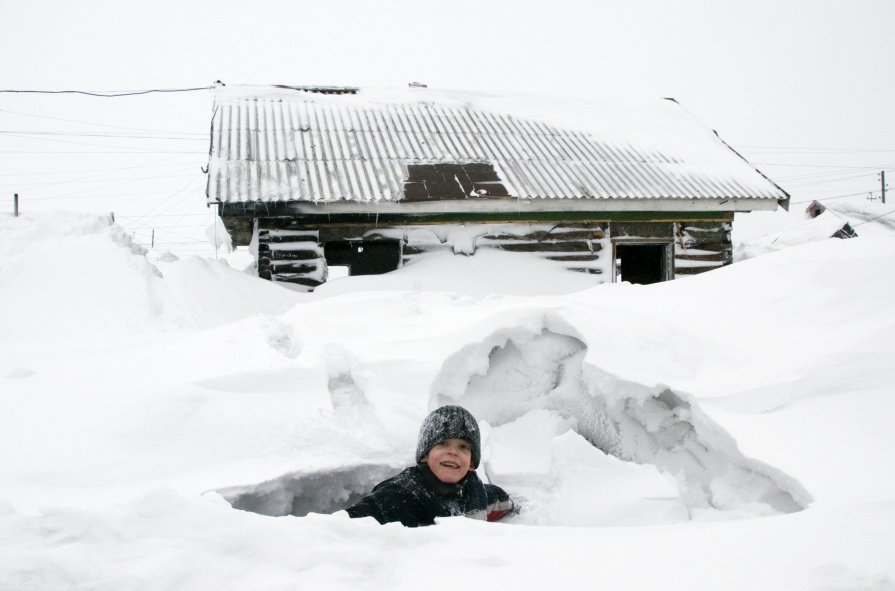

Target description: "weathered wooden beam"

left=545, top=254, right=601, bottom=262
left=270, top=275, right=324, bottom=287
left=675, top=254, right=725, bottom=261
left=543, top=229, right=606, bottom=240
left=267, top=249, right=325, bottom=261
left=258, top=233, right=320, bottom=244
left=269, top=261, right=323, bottom=274
left=611, top=221, right=674, bottom=239
left=403, top=245, right=450, bottom=256
left=496, top=241, right=594, bottom=253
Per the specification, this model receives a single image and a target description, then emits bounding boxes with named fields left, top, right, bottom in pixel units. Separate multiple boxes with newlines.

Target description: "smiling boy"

left=346, top=405, right=515, bottom=527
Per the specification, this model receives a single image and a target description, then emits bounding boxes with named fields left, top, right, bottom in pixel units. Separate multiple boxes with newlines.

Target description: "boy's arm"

left=346, top=494, right=386, bottom=524
left=483, top=484, right=517, bottom=522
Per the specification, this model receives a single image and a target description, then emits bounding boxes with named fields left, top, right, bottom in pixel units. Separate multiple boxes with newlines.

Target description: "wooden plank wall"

left=672, top=221, right=732, bottom=277
left=257, top=227, right=327, bottom=288
left=254, top=218, right=730, bottom=289
left=255, top=219, right=612, bottom=289
left=404, top=223, right=610, bottom=276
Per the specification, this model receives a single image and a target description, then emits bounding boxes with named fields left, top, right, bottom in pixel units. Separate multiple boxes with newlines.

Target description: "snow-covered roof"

left=205, top=85, right=789, bottom=208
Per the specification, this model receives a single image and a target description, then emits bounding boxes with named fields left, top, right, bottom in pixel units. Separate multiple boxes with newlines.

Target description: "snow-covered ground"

left=1, top=203, right=894, bottom=590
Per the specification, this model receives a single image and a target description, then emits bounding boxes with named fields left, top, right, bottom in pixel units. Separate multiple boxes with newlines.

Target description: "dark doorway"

left=324, top=240, right=402, bottom=277
left=615, top=243, right=669, bottom=284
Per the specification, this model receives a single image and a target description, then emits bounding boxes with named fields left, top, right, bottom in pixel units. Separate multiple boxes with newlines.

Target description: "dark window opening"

left=324, top=240, right=402, bottom=277
left=615, top=243, right=670, bottom=285
left=403, top=162, right=509, bottom=201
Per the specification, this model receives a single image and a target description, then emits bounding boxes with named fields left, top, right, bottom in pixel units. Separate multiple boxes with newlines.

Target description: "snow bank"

left=153, top=256, right=300, bottom=329
left=3, top=210, right=895, bottom=589
left=734, top=200, right=895, bottom=261
left=311, top=248, right=602, bottom=299
left=0, top=212, right=300, bottom=341
left=2, top=489, right=892, bottom=591
left=0, top=212, right=160, bottom=340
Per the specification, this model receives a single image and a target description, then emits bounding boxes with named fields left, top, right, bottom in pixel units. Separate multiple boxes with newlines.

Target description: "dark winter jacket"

left=346, top=464, right=514, bottom=527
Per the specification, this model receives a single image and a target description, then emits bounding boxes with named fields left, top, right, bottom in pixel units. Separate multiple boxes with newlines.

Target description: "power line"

left=0, top=107, right=207, bottom=135
left=134, top=240, right=210, bottom=246
left=784, top=171, right=883, bottom=188
left=0, top=130, right=205, bottom=140
left=116, top=212, right=211, bottom=218
left=0, top=150, right=201, bottom=154
left=852, top=209, right=895, bottom=227
left=0, top=131, right=207, bottom=152
left=0, top=156, right=191, bottom=177
left=130, top=224, right=211, bottom=229
left=753, top=162, right=894, bottom=170
left=791, top=190, right=881, bottom=204
left=740, top=146, right=895, bottom=153
left=0, top=86, right=215, bottom=97
left=29, top=188, right=205, bottom=201
left=0, top=169, right=198, bottom=190
left=126, top=175, right=207, bottom=228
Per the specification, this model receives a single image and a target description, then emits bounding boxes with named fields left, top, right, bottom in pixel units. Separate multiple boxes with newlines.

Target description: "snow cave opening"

left=216, top=463, right=402, bottom=518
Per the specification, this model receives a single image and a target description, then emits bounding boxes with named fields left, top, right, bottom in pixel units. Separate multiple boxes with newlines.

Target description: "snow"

left=212, top=85, right=733, bottom=167
left=2, top=203, right=895, bottom=589
left=210, top=85, right=787, bottom=203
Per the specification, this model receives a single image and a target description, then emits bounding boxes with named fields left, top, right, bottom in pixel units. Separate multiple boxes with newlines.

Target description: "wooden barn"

left=205, top=85, right=789, bottom=290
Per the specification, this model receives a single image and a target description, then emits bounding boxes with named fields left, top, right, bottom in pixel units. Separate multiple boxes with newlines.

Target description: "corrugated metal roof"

left=206, top=87, right=788, bottom=205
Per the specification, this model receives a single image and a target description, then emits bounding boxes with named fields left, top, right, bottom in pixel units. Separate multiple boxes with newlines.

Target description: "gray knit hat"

left=416, top=405, right=481, bottom=469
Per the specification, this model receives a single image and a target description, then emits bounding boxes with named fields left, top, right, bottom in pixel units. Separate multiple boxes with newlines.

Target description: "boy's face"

left=425, top=438, right=473, bottom=483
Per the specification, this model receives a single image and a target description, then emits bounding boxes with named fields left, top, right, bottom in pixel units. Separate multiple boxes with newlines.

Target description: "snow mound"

left=310, top=249, right=603, bottom=299
left=734, top=201, right=895, bottom=261
left=735, top=210, right=856, bottom=261
left=0, top=212, right=300, bottom=339
left=433, top=329, right=809, bottom=522
left=154, top=256, right=301, bottom=329
left=0, top=212, right=160, bottom=339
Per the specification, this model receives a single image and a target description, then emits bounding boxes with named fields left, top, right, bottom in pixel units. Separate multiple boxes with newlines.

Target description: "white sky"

left=1, top=0, right=893, bottom=254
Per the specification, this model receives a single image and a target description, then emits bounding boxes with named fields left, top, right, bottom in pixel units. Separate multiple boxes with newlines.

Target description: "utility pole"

left=882, top=170, right=887, bottom=205
left=151, top=229, right=155, bottom=248
left=13, top=194, right=19, bottom=217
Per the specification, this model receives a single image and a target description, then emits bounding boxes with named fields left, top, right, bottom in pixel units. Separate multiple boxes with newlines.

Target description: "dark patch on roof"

left=271, top=84, right=359, bottom=95
left=402, top=163, right=509, bottom=202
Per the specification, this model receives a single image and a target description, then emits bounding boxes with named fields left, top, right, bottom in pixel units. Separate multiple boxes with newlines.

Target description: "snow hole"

left=216, top=464, right=400, bottom=517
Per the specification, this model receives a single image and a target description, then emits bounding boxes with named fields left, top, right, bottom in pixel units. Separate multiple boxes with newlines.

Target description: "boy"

left=346, top=405, right=515, bottom=527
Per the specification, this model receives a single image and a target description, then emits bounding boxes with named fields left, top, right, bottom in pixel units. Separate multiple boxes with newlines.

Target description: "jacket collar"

left=416, top=463, right=470, bottom=498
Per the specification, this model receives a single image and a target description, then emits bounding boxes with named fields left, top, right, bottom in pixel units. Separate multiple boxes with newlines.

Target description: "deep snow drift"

left=1, top=208, right=894, bottom=590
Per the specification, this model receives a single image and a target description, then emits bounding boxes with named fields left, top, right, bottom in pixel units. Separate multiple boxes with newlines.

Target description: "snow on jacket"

left=346, top=464, right=514, bottom=527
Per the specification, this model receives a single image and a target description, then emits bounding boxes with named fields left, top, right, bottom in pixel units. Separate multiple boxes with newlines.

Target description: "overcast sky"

left=2, top=0, right=892, bottom=253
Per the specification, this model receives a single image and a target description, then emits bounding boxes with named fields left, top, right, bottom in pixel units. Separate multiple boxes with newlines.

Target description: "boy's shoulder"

left=483, top=482, right=510, bottom=502
left=370, top=466, right=424, bottom=495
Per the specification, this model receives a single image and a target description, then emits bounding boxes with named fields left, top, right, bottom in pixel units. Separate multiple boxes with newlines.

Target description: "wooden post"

left=13, top=194, right=18, bottom=217
left=882, top=171, right=887, bottom=205
left=151, top=229, right=155, bottom=248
